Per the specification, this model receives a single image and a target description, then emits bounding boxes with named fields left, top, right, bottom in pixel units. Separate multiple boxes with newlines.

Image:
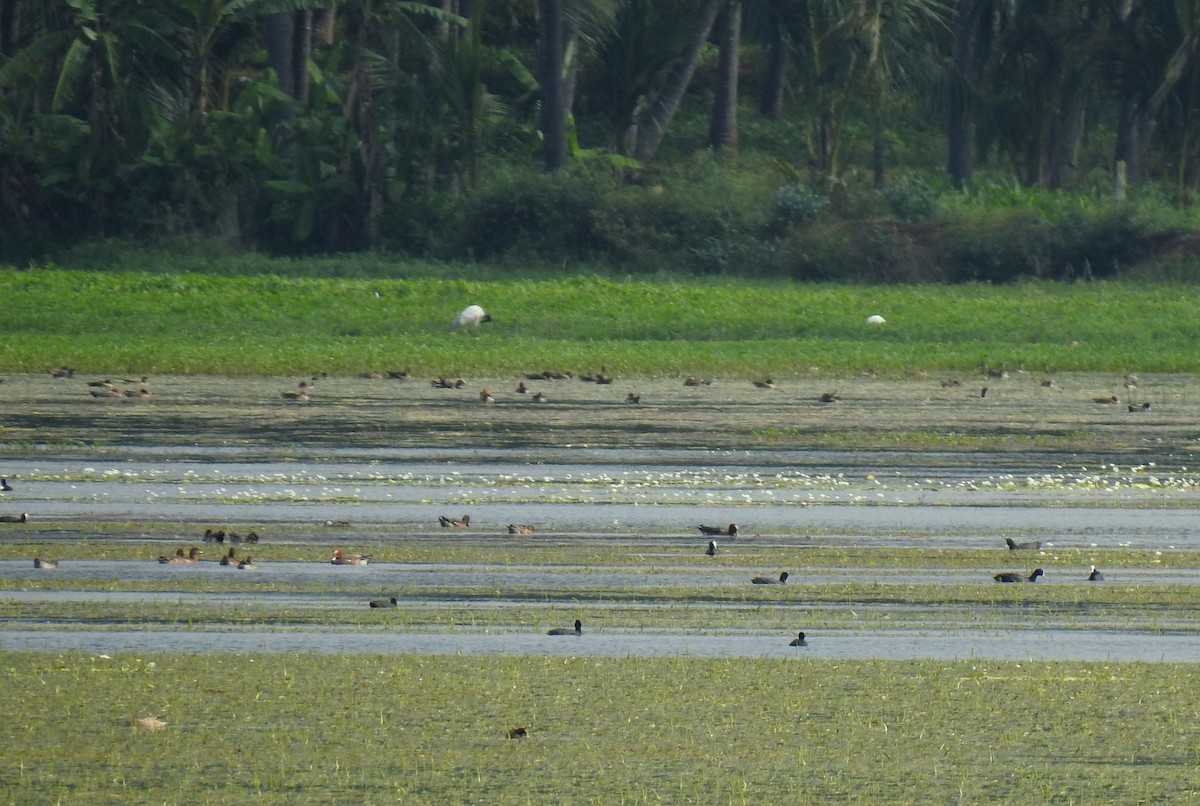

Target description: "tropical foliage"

left=3, top=0, right=1200, bottom=265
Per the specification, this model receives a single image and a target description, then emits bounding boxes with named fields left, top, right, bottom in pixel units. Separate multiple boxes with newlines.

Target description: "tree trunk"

left=946, top=0, right=982, bottom=189
left=264, top=13, right=297, bottom=99
left=707, top=0, right=740, bottom=155
left=632, top=0, right=722, bottom=164
left=759, top=24, right=786, bottom=119
left=1046, top=70, right=1086, bottom=189
left=0, top=0, right=19, bottom=58
left=293, top=10, right=312, bottom=107
left=539, top=0, right=567, bottom=171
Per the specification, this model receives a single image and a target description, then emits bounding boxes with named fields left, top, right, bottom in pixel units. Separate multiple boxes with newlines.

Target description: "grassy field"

left=1, top=652, right=1197, bottom=804
left=4, top=267, right=1200, bottom=375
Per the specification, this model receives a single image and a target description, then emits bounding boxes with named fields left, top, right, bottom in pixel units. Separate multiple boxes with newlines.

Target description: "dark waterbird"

left=0, top=478, right=11, bottom=491
left=752, top=572, right=789, bottom=585
left=994, top=568, right=1044, bottom=583
left=698, top=523, right=738, bottom=537
left=1087, top=566, right=1104, bottom=581
left=547, top=619, right=582, bottom=636
left=705, top=540, right=718, bottom=557
left=1005, top=538, right=1041, bottom=551
left=789, top=632, right=807, bottom=647
left=0, top=513, right=28, bottom=523
left=369, top=597, right=399, bottom=608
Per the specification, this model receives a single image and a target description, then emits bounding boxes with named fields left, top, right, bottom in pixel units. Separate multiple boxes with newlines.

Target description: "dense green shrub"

left=461, top=169, right=610, bottom=261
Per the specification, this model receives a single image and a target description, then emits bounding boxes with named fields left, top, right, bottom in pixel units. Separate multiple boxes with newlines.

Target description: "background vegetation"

left=5, top=1, right=1200, bottom=282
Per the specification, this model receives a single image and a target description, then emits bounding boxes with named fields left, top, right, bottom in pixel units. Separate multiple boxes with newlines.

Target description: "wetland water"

left=2, top=371, right=1200, bottom=660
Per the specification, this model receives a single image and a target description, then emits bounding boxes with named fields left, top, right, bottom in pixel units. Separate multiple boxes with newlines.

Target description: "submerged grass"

left=1, top=652, right=1197, bottom=803
left=5, top=269, right=1200, bottom=375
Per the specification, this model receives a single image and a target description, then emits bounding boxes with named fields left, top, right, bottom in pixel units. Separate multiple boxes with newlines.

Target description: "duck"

left=625, top=393, right=641, bottom=404
left=479, top=389, right=496, bottom=404
left=1092, top=395, right=1119, bottom=404
left=236, top=556, right=257, bottom=570
left=1087, top=565, right=1104, bottom=581
left=789, top=632, right=807, bottom=647
left=547, top=619, right=582, bottom=636
left=751, top=572, right=789, bottom=585
left=1128, top=402, right=1152, bottom=412
left=369, top=597, right=399, bottom=608
left=683, top=376, right=713, bottom=386
left=507, top=524, right=535, bottom=535
left=33, top=557, right=58, bottom=570
left=439, top=515, right=470, bottom=528
left=532, top=392, right=548, bottom=404
left=159, top=547, right=202, bottom=564
left=218, top=548, right=238, bottom=566
left=451, top=304, right=493, bottom=331
left=1004, top=538, right=1041, bottom=551
left=705, top=540, right=718, bottom=556
left=331, top=550, right=369, bottom=566
left=203, top=528, right=226, bottom=543
left=0, top=512, right=29, bottom=523
left=698, top=523, right=738, bottom=537
left=516, top=381, right=528, bottom=394
left=90, top=385, right=122, bottom=398
left=818, top=391, right=840, bottom=403
left=505, top=727, right=528, bottom=739
left=752, top=378, right=777, bottom=389
left=1, top=478, right=13, bottom=491
left=281, top=381, right=310, bottom=402
left=387, top=369, right=412, bottom=381
left=994, top=568, right=1044, bottom=583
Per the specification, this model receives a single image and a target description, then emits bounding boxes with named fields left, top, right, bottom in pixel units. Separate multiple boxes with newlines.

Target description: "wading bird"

left=452, top=304, right=493, bottom=331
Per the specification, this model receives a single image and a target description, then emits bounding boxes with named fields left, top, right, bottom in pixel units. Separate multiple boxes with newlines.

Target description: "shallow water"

left=4, top=371, right=1200, bottom=661
left=1, top=627, right=1195, bottom=663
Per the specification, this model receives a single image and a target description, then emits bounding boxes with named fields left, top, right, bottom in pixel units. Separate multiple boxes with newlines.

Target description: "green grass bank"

left=3, top=267, right=1200, bottom=376
left=1, top=652, right=1195, bottom=804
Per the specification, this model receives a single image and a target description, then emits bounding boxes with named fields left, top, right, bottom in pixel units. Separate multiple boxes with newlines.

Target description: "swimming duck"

left=625, top=393, right=641, bottom=404
left=281, top=381, right=310, bottom=401
left=1128, top=402, right=1151, bottom=412
left=789, top=632, right=807, bottom=647
left=218, top=548, right=238, bottom=566
left=236, top=556, right=257, bottom=570
left=90, top=385, right=121, bottom=398
left=369, top=597, right=399, bottom=608
left=1004, top=538, right=1041, bottom=551
left=698, top=523, right=738, bottom=537
left=751, top=572, right=789, bottom=585
left=532, top=392, right=548, bottom=404
left=547, top=619, right=582, bottom=636
left=818, top=391, right=840, bottom=403
left=439, top=515, right=470, bottom=528
left=1092, top=395, right=1119, bottom=404
left=331, top=550, right=369, bottom=566
left=1087, top=565, right=1104, bottom=581
left=203, top=528, right=226, bottom=543
left=479, top=389, right=495, bottom=404
left=683, top=376, right=713, bottom=386
left=505, top=727, right=528, bottom=739
left=0, top=512, right=29, bottom=523
left=33, top=557, right=58, bottom=570
left=753, top=378, right=777, bottom=389
left=994, top=568, right=1044, bottom=583
left=705, top=540, right=718, bottom=556
left=387, top=369, right=412, bottom=381
left=159, top=547, right=202, bottom=564
left=0, top=478, right=11, bottom=491
left=507, top=524, right=535, bottom=535
left=516, top=381, right=528, bottom=394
